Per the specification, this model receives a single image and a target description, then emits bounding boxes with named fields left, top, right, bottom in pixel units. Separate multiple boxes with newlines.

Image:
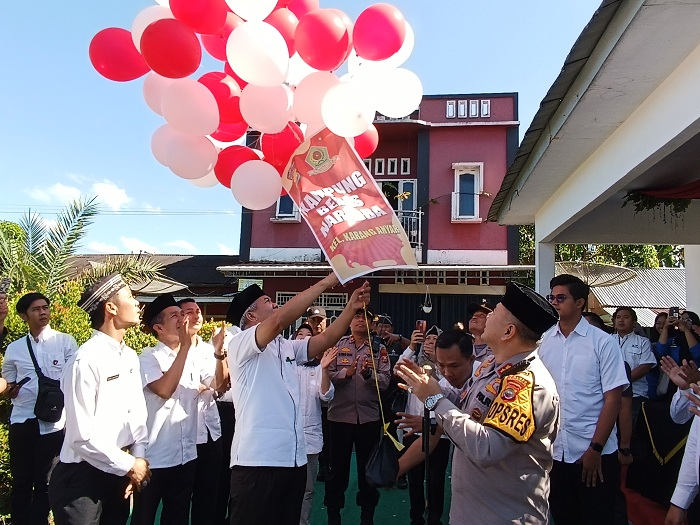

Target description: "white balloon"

left=143, top=72, right=176, bottom=115
left=293, top=71, right=339, bottom=126
left=239, top=84, right=292, bottom=133
left=321, top=81, right=375, bottom=137
left=225, top=0, right=276, bottom=21
left=230, top=160, right=283, bottom=210
left=167, top=134, right=219, bottom=179
left=189, top=170, right=219, bottom=188
left=162, top=79, right=220, bottom=135
left=131, top=5, right=173, bottom=51
left=286, top=53, right=319, bottom=87
left=151, top=124, right=185, bottom=166
left=374, top=68, right=423, bottom=119
left=226, top=21, right=289, bottom=87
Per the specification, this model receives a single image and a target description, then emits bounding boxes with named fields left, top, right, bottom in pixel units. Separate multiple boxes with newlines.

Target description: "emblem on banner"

left=306, top=146, right=338, bottom=175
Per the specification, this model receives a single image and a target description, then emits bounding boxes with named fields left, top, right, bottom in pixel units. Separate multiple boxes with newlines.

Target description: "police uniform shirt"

left=60, top=330, right=148, bottom=476
left=328, top=335, right=391, bottom=425
left=434, top=351, right=560, bottom=525
left=140, top=341, right=215, bottom=469
left=227, top=324, right=309, bottom=467
left=616, top=332, right=656, bottom=398
left=2, top=325, right=77, bottom=434
left=191, top=337, right=222, bottom=445
left=539, top=317, right=628, bottom=461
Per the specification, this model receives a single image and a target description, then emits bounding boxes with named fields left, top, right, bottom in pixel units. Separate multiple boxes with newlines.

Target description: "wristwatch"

left=589, top=441, right=604, bottom=453
left=424, top=393, right=445, bottom=411
left=618, top=447, right=631, bottom=456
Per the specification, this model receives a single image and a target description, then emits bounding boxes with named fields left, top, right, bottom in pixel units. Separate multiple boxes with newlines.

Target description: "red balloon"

left=223, top=62, right=249, bottom=89
left=198, top=72, right=244, bottom=124
left=295, top=9, right=352, bottom=71
left=276, top=0, right=293, bottom=8
left=201, top=12, right=244, bottom=61
left=89, top=28, right=150, bottom=82
left=261, top=122, right=304, bottom=169
left=211, top=121, right=248, bottom=142
left=170, top=0, right=228, bottom=35
left=353, top=4, right=406, bottom=61
left=353, top=124, right=379, bottom=158
left=215, top=146, right=259, bottom=187
left=287, top=0, right=319, bottom=20
left=140, top=19, right=202, bottom=79
left=264, top=8, right=298, bottom=57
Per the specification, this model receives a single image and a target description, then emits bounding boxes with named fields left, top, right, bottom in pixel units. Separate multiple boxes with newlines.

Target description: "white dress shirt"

left=670, top=415, right=700, bottom=509
left=60, top=330, right=148, bottom=476
left=670, top=387, right=695, bottom=424
left=539, top=318, right=628, bottom=461
left=2, top=325, right=77, bottom=434
left=140, top=341, right=214, bottom=469
left=616, top=332, right=656, bottom=398
left=228, top=325, right=309, bottom=467
left=297, top=362, right=334, bottom=455
left=191, top=337, right=222, bottom=444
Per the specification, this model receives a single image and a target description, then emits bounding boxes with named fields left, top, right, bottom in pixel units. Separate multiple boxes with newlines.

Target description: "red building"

left=220, top=94, right=532, bottom=334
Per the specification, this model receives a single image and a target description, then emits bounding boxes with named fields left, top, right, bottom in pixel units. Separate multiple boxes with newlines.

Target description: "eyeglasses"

left=546, top=294, right=570, bottom=304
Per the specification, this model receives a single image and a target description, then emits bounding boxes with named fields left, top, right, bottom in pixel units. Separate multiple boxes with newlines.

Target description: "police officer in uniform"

left=396, top=282, right=560, bottom=524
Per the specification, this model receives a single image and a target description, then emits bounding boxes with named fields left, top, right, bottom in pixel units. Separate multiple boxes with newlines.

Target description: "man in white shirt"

left=132, top=293, right=225, bottom=525
left=539, top=274, right=628, bottom=525
left=2, top=292, right=77, bottom=525
left=49, top=273, right=150, bottom=525
left=226, top=276, right=370, bottom=525
left=177, top=297, right=227, bottom=525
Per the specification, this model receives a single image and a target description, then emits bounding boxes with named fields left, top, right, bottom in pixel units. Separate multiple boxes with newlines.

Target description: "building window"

left=387, top=158, right=398, bottom=175
left=378, top=179, right=416, bottom=212
left=272, top=194, right=300, bottom=222
left=469, top=100, right=479, bottom=118
left=400, top=158, right=410, bottom=175
left=446, top=100, right=456, bottom=118
left=451, top=162, right=483, bottom=222
left=363, top=158, right=372, bottom=172
left=375, top=158, right=385, bottom=175
left=457, top=100, right=467, bottom=118
left=480, top=100, right=491, bottom=117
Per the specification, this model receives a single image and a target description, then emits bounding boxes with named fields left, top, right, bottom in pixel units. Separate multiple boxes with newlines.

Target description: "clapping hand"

left=321, top=347, right=338, bottom=369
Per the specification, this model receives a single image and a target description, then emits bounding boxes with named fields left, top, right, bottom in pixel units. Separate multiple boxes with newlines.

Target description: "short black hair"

left=295, top=323, right=313, bottom=336
left=613, top=306, right=637, bottom=323
left=16, top=292, right=50, bottom=315
left=550, top=274, right=589, bottom=309
left=683, top=310, right=700, bottom=326
left=177, top=298, right=196, bottom=307
left=436, top=329, right=473, bottom=360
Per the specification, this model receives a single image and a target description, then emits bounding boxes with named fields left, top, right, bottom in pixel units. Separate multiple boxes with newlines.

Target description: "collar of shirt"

left=554, top=316, right=590, bottom=338
left=494, top=350, right=537, bottom=377
left=29, top=325, right=55, bottom=344
left=153, top=339, right=178, bottom=357
left=347, top=336, right=369, bottom=349
left=90, top=329, right=126, bottom=355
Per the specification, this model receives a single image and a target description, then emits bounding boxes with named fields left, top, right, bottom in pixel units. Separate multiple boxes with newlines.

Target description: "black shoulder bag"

left=26, top=336, right=64, bottom=423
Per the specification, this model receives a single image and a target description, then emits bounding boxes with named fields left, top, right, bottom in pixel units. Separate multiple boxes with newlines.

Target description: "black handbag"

left=26, top=336, right=64, bottom=423
left=365, top=433, right=399, bottom=488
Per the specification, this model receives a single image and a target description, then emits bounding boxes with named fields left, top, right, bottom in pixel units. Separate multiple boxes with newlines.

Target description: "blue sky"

left=0, top=0, right=601, bottom=255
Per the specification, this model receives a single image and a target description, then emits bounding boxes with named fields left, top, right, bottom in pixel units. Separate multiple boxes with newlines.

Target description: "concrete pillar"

left=535, top=242, right=556, bottom=296
left=685, top=245, right=700, bottom=312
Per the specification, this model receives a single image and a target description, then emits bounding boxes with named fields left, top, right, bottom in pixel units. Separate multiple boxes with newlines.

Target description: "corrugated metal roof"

left=592, top=268, right=685, bottom=309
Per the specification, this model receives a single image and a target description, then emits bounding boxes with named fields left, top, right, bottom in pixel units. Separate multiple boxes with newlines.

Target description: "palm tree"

left=0, top=197, right=164, bottom=298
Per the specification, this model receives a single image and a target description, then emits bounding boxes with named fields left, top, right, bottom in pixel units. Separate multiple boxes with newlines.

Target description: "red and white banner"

left=282, top=128, right=418, bottom=284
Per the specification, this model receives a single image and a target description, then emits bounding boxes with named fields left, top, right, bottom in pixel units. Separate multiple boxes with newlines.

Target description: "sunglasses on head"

left=546, top=294, right=569, bottom=304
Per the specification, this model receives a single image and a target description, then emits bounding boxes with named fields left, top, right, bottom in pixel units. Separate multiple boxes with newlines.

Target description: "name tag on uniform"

left=107, top=374, right=120, bottom=381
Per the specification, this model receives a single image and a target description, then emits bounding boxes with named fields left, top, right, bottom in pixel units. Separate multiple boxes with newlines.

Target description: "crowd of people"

left=1, top=271, right=700, bottom=525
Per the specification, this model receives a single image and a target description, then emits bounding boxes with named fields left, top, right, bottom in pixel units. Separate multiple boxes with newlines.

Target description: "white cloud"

left=26, top=183, right=82, bottom=205
left=143, top=203, right=162, bottom=213
left=87, top=241, right=119, bottom=253
left=40, top=217, right=58, bottom=231
left=121, top=236, right=159, bottom=254
left=66, top=173, right=90, bottom=184
left=165, top=240, right=198, bottom=254
left=92, top=181, right=131, bottom=211
left=217, top=243, right=237, bottom=255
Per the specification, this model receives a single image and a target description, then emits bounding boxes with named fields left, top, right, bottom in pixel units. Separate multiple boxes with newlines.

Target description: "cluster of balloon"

left=89, top=0, right=421, bottom=210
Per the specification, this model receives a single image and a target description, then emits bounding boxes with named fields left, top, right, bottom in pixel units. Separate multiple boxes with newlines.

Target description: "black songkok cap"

left=78, top=273, right=128, bottom=314
left=467, top=303, right=493, bottom=317
left=226, top=284, right=265, bottom=326
left=143, top=293, right=179, bottom=328
left=501, top=282, right=559, bottom=337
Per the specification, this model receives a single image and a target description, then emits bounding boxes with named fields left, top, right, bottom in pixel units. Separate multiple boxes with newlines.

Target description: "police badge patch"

left=483, top=371, right=536, bottom=443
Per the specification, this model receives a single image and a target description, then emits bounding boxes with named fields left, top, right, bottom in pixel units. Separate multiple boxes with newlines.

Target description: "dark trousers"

left=49, top=461, right=130, bottom=525
left=215, top=401, right=235, bottom=525
left=549, top=453, right=621, bottom=525
left=403, top=434, right=451, bottom=525
left=192, top=433, right=223, bottom=525
left=318, top=405, right=330, bottom=473
left=131, top=460, right=196, bottom=525
left=229, top=464, right=306, bottom=525
left=324, top=419, right=382, bottom=513
left=9, top=419, right=63, bottom=525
